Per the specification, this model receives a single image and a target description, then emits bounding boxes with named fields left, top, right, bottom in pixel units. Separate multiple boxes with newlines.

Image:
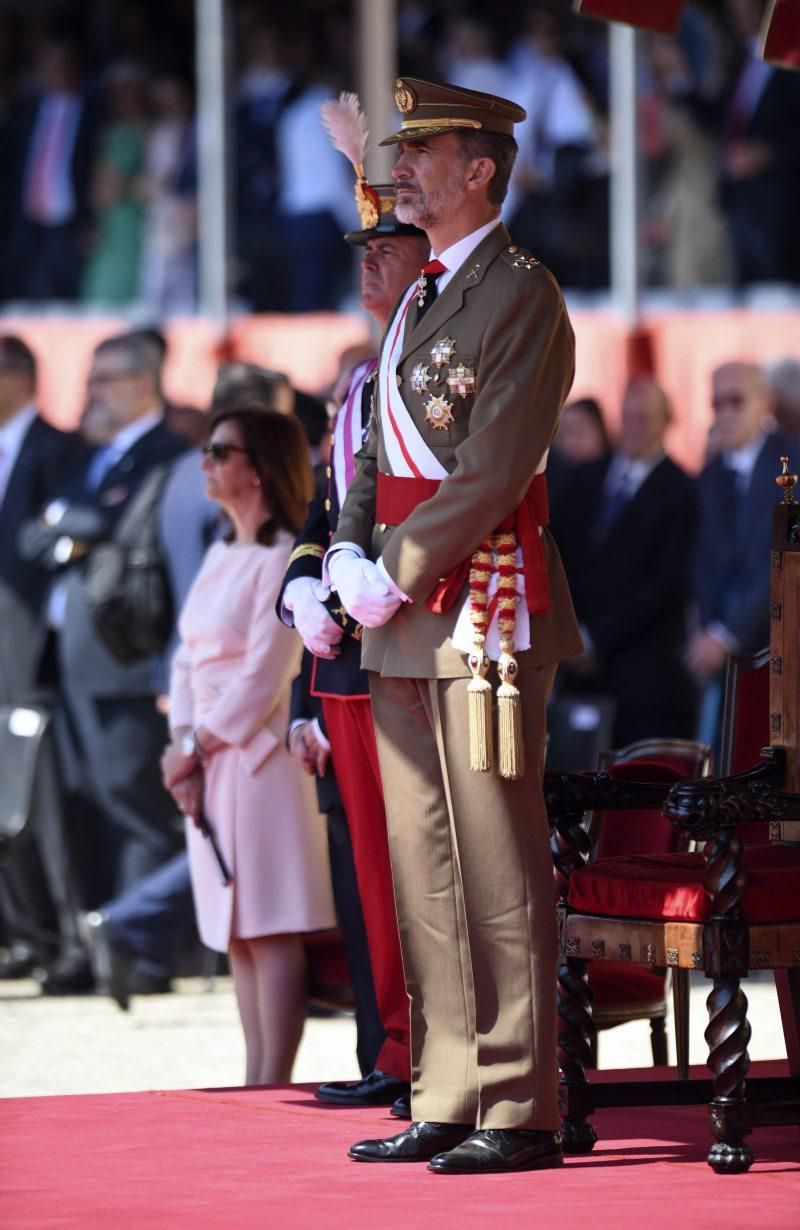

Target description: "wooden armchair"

left=552, top=470, right=800, bottom=1173
left=545, top=737, right=711, bottom=1076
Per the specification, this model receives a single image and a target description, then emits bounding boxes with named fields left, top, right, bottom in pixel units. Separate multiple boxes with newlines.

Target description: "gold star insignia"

left=425, top=394, right=455, bottom=430
left=511, top=255, right=540, bottom=270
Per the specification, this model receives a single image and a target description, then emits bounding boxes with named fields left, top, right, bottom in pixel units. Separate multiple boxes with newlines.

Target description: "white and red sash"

left=332, top=358, right=378, bottom=509
left=377, top=288, right=548, bottom=657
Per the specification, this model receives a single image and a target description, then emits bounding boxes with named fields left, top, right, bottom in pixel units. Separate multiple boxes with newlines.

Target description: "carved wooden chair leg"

left=704, top=974, right=753, bottom=1173
left=557, top=956, right=598, bottom=1154
left=672, top=967, right=690, bottom=1080
left=649, top=1013, right=668, bottom=1066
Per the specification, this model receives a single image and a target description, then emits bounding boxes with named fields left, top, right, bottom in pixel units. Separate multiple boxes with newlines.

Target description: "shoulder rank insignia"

left=430, top=336, right=457, bottom=368
left=507, top=245, right=540, bottom=271
left=411, top=362, right=431, bottom=395
left=425, top=394, right=455, bottom=429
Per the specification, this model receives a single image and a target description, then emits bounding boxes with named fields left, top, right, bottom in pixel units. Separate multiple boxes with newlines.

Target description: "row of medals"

left=411, top=333, right=476, bottom=430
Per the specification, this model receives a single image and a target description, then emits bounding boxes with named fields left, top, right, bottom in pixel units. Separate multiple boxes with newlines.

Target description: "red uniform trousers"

left=322, top=695, right=410, bottom=1081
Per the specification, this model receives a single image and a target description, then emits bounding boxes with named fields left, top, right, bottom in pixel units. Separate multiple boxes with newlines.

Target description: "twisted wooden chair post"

left=665, top=748, right=790, bottom=1174
left=548, top=776, right=597, bottom=1154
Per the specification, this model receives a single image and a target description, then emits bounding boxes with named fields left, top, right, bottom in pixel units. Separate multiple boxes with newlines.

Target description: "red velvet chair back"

left=594, top=739, right=712, bottom=860
left=719, top=649, right=771, bottom=847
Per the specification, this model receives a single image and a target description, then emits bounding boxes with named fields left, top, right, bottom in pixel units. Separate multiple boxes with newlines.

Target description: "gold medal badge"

left=411, top=363, right=431, bottom=395
left=430, top=337, right=457, bottom=368
left=424, top=394, right=455, bottom=430
left=446, top=364, right=476, bottom=397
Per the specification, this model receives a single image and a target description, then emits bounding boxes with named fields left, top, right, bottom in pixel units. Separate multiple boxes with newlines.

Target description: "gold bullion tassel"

left=467, top=543, right=493, bottom=772
left=495, top=530, right=524, bottom=781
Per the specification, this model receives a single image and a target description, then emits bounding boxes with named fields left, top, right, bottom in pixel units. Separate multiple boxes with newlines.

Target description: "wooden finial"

left=776, top=456, right=798, bottom=504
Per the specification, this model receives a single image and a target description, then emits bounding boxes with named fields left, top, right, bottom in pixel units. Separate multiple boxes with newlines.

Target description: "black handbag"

left=85, top=465, right=173, bottom=664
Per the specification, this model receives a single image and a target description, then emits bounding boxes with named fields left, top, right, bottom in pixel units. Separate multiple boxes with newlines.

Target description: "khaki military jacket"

left=332, top=222, right=584, bottom=679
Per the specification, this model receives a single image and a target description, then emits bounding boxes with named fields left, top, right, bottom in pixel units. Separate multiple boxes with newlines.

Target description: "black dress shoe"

left=38, top=956, right=95, bottom=996
left=390, top=1091, right=411, bottom=1119
left=428, top=1128, right=563, bottom=1174
left=315, top=1069, right=410, bottom=1106
left=349, top=1120, right=474, bottom=1163
left=84, top=912, right=132, bottom=1010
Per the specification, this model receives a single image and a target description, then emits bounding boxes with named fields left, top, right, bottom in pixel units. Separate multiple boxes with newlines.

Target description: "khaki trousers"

left=369, top=665, right=558, bottom=1131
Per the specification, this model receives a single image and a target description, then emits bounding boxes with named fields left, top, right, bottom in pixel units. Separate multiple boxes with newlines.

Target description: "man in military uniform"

left=279, top=185, right=428, bottom=1112
left=326, top=79, right=583, bottom=1174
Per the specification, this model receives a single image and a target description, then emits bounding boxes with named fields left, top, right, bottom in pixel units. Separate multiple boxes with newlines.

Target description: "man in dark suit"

left=26, top=332, right=188, bottom=991
left=553, top=377, right=698, bottom=748
left=689, top=360, right=794, bottom=749
left=720, top=0, right=800, bottom=286
left=0, top=335, right=87, bottom=979
left=4, top=40, right=96, bottom=302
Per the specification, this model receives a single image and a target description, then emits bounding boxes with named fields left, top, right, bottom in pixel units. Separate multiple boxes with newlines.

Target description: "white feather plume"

left=320, top=92, right=369, bottom=177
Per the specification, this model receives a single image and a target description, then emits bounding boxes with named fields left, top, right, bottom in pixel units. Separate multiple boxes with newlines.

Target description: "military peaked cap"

left=380, top=77, right=527, bottom=146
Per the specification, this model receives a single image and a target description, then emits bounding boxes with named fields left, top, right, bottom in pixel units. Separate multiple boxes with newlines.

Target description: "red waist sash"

left=375, top=471, right=551, bottom=617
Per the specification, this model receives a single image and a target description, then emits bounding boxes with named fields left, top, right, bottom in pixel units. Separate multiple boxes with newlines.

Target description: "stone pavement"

left=0, top=972, right=787, bottom=1099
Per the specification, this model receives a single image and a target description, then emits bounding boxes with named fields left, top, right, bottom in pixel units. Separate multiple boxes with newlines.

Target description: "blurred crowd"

left=0, top=0, right=799, bottom=312
left=3, top=316, right=799, bottom=993
left=547, top=353, right=800, bottom=766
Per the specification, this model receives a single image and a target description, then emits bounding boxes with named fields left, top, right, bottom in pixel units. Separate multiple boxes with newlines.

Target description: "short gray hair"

left=94, top=332, right=163, bottom=383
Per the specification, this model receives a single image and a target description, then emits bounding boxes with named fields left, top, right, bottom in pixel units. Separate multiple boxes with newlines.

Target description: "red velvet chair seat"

left=589, top=961, right=665, bottom=1008
left=568, top=846, right=800, bottom=924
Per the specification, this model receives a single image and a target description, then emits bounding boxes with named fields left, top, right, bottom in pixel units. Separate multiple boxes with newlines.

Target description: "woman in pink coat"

left=161, top=409, right=335, bottom=1084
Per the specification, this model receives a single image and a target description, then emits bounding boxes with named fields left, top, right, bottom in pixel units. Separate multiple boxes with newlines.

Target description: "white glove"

left=283, top=577, right=343, bottom=659
left=328, top=551, right=402, bottom=628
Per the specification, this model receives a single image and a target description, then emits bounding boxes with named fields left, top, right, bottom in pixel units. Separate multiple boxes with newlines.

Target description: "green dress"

left=82, top=122, right=145, bottom=305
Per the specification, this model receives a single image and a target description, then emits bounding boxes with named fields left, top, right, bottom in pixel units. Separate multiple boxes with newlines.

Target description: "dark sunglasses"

left=203, top=441, right=249, bottom=463
left=711, top=393, right=746, bottom=412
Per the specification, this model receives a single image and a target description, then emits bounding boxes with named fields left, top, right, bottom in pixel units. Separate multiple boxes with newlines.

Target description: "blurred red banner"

left=760, top=0, right=800, bottom=66
left=574, top=0, right=686, bottom=35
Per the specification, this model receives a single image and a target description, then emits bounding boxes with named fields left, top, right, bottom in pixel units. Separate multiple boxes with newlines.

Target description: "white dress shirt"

left=0, top=402, right=37, bottom=508
left=722, top=429, right=767, bottom=494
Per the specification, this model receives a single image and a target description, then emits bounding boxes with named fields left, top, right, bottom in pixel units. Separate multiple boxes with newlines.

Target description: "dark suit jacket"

left=552, top=452, right=698, bottom=737
left=277, top=367, right=375, bottom=699
left=46, top=419, right=188, bottom=699
left=694, top=430, right=795, bottom=653
left=0, top=414, right=85, bottom=700
left=721, top=64, right=800, bottom=282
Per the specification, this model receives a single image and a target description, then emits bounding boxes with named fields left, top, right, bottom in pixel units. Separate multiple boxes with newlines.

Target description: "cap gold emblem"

left=354, top=180, right=380, bottom=230
left=394, top=80, right=416, bottom=114
left=425, top=394, right=455, bottom=429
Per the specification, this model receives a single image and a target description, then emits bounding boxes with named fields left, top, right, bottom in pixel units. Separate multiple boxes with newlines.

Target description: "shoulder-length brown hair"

left=211, top=408, right=313, bottom=546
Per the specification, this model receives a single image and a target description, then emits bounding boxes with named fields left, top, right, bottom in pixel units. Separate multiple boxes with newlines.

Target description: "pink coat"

left=170, top=536, right=335, bottom=952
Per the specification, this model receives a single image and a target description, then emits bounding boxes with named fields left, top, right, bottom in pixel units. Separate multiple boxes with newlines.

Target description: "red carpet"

left=4, top=1067, right=799, bottom=1228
